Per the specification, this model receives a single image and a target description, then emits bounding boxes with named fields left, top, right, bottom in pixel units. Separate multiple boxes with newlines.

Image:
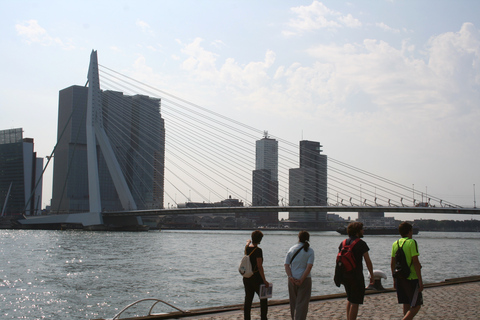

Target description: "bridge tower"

left=86, top=50, right=138, bottom=213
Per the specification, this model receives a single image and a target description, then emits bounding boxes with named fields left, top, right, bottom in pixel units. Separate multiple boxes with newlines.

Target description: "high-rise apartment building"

left=51, top=86, right=165, bottom=215
left=289, top=140, right=327, bottom=223
left=250, top=132, right=278, bottom=225
left=0, top=128, right=43, bottom=216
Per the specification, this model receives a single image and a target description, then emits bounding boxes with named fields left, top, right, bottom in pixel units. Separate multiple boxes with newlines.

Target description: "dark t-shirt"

left=245, top=245, right=263, bottom=274
left=338, top=237, right=369, bottom=276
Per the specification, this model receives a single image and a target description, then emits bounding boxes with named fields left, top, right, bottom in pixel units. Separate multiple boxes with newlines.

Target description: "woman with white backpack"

left=242, top=230, right=270, bottom=320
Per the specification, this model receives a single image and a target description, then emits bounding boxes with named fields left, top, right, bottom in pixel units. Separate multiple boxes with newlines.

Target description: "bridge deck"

left=103, top=205, right=480, bottom=217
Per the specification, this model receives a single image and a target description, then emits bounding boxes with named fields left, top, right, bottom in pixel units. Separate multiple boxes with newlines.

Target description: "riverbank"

left=93, top=275, right=480, bottom=320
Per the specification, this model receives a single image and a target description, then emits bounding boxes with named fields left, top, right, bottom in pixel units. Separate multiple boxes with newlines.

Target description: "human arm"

left=390, top=256, right=396, bottom=276
left=295, top=263, right=313, bottom=285
left=363, top=252, right=375, bottom=285
left=257, top=257, right=269, bottom=287
left=284, top=264, right=296, bottom=284
left=390, top=256, right=397, bottom=287
left=412, top=255, right=423, bottom=292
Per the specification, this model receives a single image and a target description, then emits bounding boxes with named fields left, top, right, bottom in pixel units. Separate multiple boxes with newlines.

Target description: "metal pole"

left=412, top=184, right=415, bottom=205
left=474, top=184, right=477, bottom=208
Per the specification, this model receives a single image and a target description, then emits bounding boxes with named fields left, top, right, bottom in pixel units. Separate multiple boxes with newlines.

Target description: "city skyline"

left=1, top=1, right=479, bottom=220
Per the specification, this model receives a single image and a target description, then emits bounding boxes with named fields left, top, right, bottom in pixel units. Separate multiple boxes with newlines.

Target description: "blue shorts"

left=396, top=278, right=423, bottom=307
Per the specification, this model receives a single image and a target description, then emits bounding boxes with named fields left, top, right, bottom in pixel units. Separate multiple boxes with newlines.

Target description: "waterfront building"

left=0, top=128, right=43, bottom=216
left=161, top=197, right=249, bottom=229
left=51, top=86, right=165, bottom=214
left=250, top=132, right=279, bottom=225
left=288, top=140, right=327, bottom=224
left=357, top=211, right=396, bottom=228
left=178, top=197, right=244, bottom=213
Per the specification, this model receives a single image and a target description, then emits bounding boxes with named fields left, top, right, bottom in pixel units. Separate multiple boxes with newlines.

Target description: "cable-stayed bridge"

left=20, top=51, right=480, bottom=229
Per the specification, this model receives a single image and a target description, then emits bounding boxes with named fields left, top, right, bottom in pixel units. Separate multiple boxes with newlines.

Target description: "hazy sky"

left=1, top=1, right=479, bottom=220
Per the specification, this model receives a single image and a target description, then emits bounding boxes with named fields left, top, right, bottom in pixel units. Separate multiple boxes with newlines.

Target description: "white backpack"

left=239, top=247, right=257, bottom=278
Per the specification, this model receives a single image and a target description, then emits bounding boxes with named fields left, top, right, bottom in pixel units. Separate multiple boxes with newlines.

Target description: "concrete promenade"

left=189, top=277, right=480, bottom=320
left=94, top=276, right=480, bottom=320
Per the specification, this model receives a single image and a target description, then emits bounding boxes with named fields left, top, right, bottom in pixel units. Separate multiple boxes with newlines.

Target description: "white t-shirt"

left=284, top=242, right=315, bottom=279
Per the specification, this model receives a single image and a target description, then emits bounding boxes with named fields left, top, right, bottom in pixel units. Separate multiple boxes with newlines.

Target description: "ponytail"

left=298, top=230, right=310, bottom=252
left=303, top=240, right=310, bottom=252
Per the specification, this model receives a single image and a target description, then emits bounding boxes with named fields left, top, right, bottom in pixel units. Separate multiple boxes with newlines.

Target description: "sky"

left=1, top=0, right=479, bottom=220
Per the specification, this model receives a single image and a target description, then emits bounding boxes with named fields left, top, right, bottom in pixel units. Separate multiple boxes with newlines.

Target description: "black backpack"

left=393, top=239, right=417, bottom=279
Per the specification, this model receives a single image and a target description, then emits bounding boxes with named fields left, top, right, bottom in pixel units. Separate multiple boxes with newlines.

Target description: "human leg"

left=253, top=281, right=268, bottom=320
left=243, top=277, right=255, bottom=320
left=294, top=278, right=312, bottom=320
left=344, top=277, right=364, bottom=320
left=347, top=301, right=359, bottom=320
left=259, top=297, right=268, bottom=320
left=402, top=305, right=421, bottom=320
left=403, top=304, right=410, bottom=315
left=397, top=279, right=422, bottom=319
left=288, top=280, right=297, bottom=319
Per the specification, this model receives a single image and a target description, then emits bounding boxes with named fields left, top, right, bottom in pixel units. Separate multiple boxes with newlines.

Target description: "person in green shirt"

left=391, top=222, right=423, bottom=320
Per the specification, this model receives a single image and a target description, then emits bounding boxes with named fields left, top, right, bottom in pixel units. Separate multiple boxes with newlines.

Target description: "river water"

left=1, top=229, right=479, bottom=319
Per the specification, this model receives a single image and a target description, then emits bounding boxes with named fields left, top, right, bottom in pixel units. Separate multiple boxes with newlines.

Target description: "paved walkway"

left=191, top=281, right=480, bottom=320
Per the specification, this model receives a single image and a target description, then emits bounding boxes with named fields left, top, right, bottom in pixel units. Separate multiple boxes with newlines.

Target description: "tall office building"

left=51, top=86, right=165, bottom=214
left=0, top=128, right=43, bottom=216
left=289, top=140, right=327, bottom=223
left=250, top=132, right=278, bottom=225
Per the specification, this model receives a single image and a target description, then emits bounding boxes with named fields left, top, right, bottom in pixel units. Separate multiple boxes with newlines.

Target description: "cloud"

left=211, top=39, right=226, bottom=49
left=284, top=1, right=361, bottom=35
left=180, top=38, right=219, bottom=80
left=132, top=21, right=479, bottom=156
left=15, top=20, right=73, bottom=49
left=338, top=14, right=362, bottom=28
left=427, top=22, right=480, bottom=90
left=169, top=23, right=480, bottom=129
left=136, top=20, right=155, bottom=36
left=178, top=38, right=277, bottom=94
left=160, top=22, right=480, bottom=180
left=376, top=22, right=400, bottom=33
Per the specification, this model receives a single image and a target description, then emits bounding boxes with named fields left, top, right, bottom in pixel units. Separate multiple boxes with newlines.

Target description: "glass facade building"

left=0, top=128, right=43, bottom=216
left=250, top=134, right=279, bottom=225
left=289, top=140, right=327, bottom=222
left=51, top=86, right=165, bottom=214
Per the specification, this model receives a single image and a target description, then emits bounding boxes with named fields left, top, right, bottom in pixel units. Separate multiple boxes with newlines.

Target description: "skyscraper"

left=0, top=128, right=43, bottom=216
left=250, top=132, right=278, bottom=225
left=51, top=86, right=165, bottom=215
left=289, top=140, right=327, bottom=223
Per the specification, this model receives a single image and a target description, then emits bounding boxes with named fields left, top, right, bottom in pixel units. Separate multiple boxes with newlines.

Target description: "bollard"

left=367, top=269, right=387, bottom=290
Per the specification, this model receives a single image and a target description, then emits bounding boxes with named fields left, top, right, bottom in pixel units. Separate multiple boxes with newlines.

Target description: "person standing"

left=243, top=230, right=269, bottom=320
left=284, top=230, right=315, bottom=320
left=391, top=222, right=423, bottom=320
left=338, top=222, right=374, bottom=320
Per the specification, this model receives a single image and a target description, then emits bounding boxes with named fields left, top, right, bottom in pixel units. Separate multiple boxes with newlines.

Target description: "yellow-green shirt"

left=391, top=237, right=419, bottom=280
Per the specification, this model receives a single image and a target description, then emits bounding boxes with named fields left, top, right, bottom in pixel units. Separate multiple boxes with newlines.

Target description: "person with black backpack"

left=284, top=231, right=315, bottom=320
left=391, top=222, right=423, bottom=320
left=337, top=222, right=374, bottom=320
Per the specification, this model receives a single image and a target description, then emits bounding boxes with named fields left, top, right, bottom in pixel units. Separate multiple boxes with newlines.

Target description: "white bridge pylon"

left=86, top=50, right=137, bottom=213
